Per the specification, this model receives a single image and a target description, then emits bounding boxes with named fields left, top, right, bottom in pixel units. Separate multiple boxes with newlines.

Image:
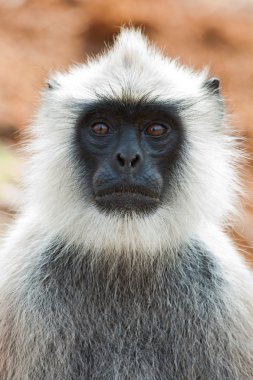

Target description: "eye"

left=91, top=122, right=110, bottom=136
left=145, top=123, right=170, bottom=137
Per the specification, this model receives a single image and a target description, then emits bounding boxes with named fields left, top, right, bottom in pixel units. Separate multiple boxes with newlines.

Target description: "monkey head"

left=27, top=29, right=239, bottom=256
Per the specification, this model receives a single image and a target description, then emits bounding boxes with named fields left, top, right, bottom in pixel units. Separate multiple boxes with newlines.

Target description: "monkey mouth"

left=94, top=186, right=160, bottom=214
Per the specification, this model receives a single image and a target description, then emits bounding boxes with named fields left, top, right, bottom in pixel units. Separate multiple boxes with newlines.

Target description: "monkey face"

left=76, top=98, right=184, bottom=215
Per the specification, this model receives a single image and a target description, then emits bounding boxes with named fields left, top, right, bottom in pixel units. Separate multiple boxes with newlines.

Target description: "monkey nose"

left=115, top=152, right=142, bottom=171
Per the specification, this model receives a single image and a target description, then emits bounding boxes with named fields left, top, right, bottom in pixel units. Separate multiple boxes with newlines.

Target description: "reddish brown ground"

left=0, top=0, right=253, bottom=265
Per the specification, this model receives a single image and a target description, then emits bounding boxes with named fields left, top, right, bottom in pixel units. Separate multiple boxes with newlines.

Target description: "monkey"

left=0, top=28, right=253, bottom=380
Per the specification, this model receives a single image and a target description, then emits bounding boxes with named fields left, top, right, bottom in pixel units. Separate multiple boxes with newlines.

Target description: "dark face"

left=75, top=98, right=184, bottom=215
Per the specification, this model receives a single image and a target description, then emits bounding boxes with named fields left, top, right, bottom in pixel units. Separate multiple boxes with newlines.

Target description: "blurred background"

left=0, top=0, right=253, bottom=265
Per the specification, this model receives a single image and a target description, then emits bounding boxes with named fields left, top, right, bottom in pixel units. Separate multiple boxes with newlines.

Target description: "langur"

left=0, top=28, right=253, bottom=379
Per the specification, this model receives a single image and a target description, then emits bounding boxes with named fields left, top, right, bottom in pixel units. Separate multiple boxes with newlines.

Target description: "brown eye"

left=145, top=124, right=168, bottom=137
left=91, top=123, right=109, bottom=135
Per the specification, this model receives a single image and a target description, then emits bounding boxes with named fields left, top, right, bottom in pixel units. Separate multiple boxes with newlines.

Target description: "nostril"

left=116, top=152, right=141, bottom=169
left=117, top=153, right=125, bottom=167
left=130, top=154, right=140, bottom=167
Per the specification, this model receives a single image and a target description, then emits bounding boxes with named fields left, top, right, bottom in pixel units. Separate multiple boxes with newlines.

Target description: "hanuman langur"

left=0, top=28, right=253, bottom=380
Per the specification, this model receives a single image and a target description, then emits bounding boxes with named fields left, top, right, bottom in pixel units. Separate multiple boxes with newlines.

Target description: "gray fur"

left=1, top=237, right=253, bottom=379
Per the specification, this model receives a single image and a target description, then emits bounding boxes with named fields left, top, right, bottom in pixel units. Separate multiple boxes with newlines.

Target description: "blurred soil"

left=0, top=0, right=253, bottom=265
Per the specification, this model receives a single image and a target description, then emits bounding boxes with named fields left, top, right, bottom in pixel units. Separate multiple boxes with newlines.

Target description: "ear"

left=46, top=77, right=60, bottom=90
left=203, top=77, right=220, bottom=95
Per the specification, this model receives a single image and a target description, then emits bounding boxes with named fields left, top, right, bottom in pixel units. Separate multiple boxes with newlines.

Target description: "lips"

left=94, top=185, right=160, bottom=213
left=95, top=183, right=159, bottom=198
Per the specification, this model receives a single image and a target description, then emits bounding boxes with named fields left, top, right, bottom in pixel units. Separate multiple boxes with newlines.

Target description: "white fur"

left=0, top=28, right=243, bottom=263
left=5, top=28, right=238, bottom=258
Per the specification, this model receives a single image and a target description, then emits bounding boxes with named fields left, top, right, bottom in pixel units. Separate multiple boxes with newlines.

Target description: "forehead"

left=75, top=97, right=182, bottom=124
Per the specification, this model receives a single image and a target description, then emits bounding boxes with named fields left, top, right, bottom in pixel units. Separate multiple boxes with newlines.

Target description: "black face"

left=75, top=98, right=184, bottom=215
